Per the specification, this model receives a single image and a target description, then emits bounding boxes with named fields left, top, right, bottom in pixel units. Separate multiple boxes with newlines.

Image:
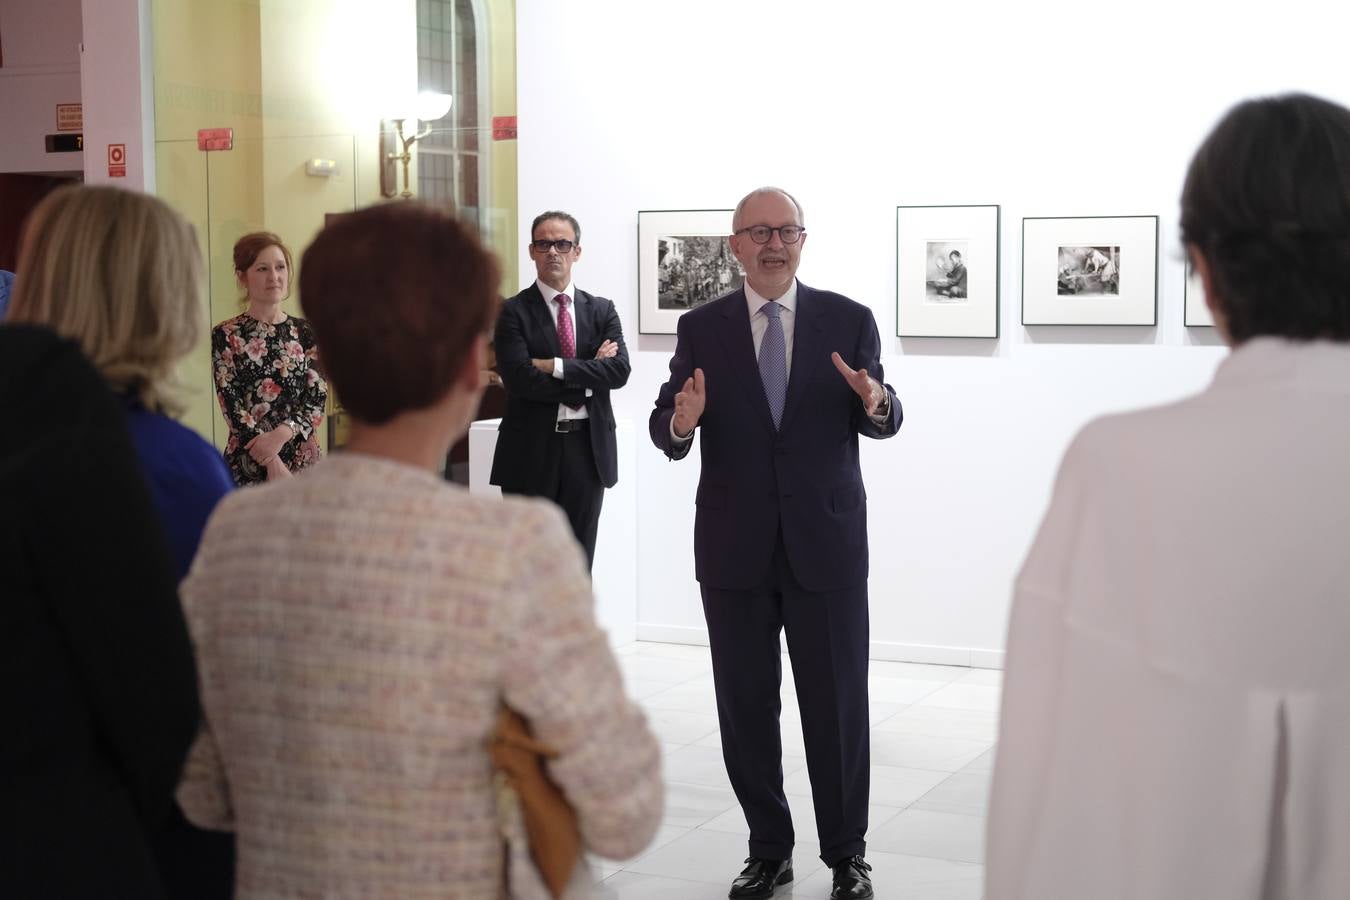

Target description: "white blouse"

left=987, top=338, right=1350, bottom=900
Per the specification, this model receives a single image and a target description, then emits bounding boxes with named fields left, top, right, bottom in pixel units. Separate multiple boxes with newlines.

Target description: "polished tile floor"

left=593, top=641, right=996, bottom=899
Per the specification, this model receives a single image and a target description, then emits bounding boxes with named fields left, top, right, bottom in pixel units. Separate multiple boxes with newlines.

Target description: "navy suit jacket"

left=649, top=283, right=902, bottom=593
left=491, top=284, right=630, bottom=490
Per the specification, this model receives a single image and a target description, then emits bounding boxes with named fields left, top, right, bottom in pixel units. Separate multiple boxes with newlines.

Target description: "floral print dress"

left=212, top=313, right=327, bottom=486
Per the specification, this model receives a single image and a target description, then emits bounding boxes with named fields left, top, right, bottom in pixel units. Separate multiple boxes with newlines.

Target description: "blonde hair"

left=7, top=185, right=203, bottom=416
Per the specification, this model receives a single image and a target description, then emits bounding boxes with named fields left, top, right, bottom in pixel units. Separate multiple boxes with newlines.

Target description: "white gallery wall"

left=514, top=0, right=1350, bottom=666
left=0, top=0, right=82, bottom=173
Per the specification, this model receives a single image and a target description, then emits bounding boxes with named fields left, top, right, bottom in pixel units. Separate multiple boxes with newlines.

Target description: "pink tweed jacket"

left=177, top=453, right=663, bottom=898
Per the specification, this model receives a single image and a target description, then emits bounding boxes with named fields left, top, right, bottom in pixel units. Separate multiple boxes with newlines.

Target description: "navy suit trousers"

left=700, top=531, right=870, bottom=866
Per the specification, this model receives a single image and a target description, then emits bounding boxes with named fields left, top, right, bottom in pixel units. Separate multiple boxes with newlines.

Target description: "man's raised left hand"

left=831, top=351, right=886, bottom=416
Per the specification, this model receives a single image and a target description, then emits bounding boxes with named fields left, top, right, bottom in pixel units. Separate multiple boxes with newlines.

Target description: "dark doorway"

left=0, top=173, right=81, bottom=271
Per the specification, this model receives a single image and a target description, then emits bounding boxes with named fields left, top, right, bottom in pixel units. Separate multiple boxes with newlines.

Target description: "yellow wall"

left=153, top=3, right=260, bottom=443
left=152, top=0, right=416, bottom=449
left=485, top=0, right=518, bottom=280
left=151, top=0, right=517, bottom=447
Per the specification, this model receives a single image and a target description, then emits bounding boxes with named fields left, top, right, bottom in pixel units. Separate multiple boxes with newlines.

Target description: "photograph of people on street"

left=657, top=235, right=744, bottom=310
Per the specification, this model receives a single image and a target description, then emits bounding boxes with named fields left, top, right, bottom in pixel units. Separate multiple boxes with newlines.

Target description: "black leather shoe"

left=830, top=855, right=874, bottom=900
left=728, top=856, right=793, bottom=898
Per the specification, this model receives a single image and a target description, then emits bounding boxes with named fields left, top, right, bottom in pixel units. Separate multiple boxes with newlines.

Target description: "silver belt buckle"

left=555, top=420, right=568, bottom=433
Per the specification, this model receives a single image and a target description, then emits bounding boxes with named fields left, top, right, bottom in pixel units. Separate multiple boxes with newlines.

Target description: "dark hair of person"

left=531, top=210, right=581, bottom=244
left=1180, top=93, right=1350, bottom=342
left=300, top=203, right=501, bottom=424
left=950, top=250, right=962, bottom=259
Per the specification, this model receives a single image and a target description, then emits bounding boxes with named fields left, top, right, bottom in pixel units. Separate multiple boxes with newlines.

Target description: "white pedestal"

left=468, top=418, right=638, bottom=647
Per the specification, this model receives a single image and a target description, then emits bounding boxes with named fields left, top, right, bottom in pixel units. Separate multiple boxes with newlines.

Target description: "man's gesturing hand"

left=672, top=368, right=706, bottom=438
left=831, top=351, right=886, bottom=416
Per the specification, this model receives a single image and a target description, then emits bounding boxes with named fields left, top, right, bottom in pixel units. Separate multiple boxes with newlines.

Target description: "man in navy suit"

left=492, top=211, right=630, bottom=569
left=650, top=188, right=902, bottom=900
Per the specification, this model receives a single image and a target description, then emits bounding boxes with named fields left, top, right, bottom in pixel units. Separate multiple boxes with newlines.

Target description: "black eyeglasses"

left=530, top=239, right=575, bottom=254
left=735, top=225, right=806, bottom=245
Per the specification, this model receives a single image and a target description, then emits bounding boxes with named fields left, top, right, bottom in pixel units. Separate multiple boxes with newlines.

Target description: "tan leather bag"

left=489, top=705, right=581, bottom=898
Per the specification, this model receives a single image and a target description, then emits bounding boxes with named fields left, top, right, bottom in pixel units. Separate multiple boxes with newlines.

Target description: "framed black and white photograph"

left=896, top=204, right=1000, bottom=337
left=1184, top=260, right=1214, bottom=327
left=639, top=209, right=741, bottom=334
left=1021, top=216, right=1159, bottom=325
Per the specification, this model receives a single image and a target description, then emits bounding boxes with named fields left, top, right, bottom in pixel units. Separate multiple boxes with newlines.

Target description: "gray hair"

left=732, top=187, right=805, bottom=231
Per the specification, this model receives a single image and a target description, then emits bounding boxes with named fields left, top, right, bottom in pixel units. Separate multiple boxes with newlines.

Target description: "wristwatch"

left=873, top=390, right=890, bottom=417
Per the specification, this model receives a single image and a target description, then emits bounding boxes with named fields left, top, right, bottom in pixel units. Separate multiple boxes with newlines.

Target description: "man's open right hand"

left=672, top=368, right=706, bottom=438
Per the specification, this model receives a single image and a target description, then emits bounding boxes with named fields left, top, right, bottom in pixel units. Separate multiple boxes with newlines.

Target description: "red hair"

left=299, top=203, right=500, bottom=424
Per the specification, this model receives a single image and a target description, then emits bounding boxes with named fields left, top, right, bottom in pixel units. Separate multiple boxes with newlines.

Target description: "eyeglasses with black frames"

left=735, top=225, right=806, bottom=245
left=530, top=239, right=575, bottom=254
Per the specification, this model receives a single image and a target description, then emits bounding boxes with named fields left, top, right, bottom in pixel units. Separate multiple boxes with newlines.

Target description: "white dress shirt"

left=536, top=279, right=590, bottom=421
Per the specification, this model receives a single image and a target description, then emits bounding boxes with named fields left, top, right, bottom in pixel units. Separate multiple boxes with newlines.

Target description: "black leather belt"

left=554, top=419, right=589, bottom=433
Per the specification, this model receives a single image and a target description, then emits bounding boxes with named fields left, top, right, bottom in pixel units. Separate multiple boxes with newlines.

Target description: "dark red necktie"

left=556, top=294, right=583, bottom=411
left=555, top=294, right=576, bottom=358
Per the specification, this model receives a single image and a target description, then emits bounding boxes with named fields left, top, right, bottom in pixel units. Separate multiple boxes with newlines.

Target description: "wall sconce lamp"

left=380, top=91, right=454, bottom=199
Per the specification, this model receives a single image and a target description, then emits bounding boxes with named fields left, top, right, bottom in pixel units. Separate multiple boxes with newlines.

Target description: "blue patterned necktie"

left=758, top=300, right=787, bottom=429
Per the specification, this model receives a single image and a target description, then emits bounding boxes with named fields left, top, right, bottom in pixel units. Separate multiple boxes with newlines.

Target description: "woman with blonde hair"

left=6, top=185, right=235, bottom=583
left=4, top=185, right=225, bottom=896
left=212, top=231, right=327, bottom=485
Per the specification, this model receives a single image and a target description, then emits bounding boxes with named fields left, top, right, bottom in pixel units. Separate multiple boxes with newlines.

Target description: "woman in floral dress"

left=212, top=232, right=327, bottom=486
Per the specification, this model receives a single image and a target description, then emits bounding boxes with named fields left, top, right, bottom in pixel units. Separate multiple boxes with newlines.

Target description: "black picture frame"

left=1021, top=215, right=1159, bottom=326
left=896, top=203, right=1001, bottom=338
left=637, top=209, right=739, bottom=335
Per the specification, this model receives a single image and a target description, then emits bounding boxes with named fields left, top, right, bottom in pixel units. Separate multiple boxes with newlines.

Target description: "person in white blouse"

left=987, top=92, right=1350, bottom=899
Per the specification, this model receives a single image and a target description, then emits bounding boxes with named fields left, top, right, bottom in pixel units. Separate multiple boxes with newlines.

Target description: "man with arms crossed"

left=492, top=211, right=630, bottom=569
left=650, top=187, right=902, bottom=899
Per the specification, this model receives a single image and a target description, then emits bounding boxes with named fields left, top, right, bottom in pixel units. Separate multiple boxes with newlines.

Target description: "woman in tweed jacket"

left=177, top=202, right=663, bottom=898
